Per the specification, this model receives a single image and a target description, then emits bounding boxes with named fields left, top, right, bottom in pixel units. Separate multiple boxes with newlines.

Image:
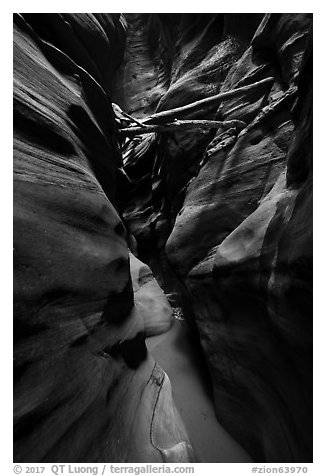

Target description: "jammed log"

left=119, top=109, right=147, bottom=127
left=113, top=102, right=146, bottom=127
left=142, top=77, right=275, bottom=125
left=119, top=119, right=246, bottom=136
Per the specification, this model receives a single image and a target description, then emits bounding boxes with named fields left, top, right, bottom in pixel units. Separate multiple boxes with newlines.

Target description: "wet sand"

left=146, top=318, right=252, bottom=462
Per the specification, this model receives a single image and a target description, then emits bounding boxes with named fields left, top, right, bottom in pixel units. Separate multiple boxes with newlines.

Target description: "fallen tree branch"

left=142, top=77, right=275, bottom=125
left=119, top=119, right=246, bottom=137
left=112, top=102, right=148, bottom=128
left=119, top=109, right=147, bottom=128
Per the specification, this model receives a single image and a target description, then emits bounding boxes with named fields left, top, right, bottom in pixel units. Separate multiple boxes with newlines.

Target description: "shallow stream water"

left=146, top=316, right=252, bottom=462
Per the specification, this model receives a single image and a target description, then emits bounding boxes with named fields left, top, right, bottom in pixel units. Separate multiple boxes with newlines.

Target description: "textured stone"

left=13, top=13, right=193, bottom=463
left=118, top=13, right=313, bottom=462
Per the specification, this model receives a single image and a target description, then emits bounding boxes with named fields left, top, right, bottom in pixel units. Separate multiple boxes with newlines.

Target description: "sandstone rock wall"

left=118, top=14, right=313, bottom=462
left=13, top=13, right=194, bottom=463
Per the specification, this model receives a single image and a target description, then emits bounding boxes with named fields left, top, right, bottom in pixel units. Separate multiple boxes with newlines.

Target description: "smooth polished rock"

left=130, top=253, right=173, bottom=337
left=13, top=13, right=194, bottom=463
left=184, top=27, right=312, bottom=462
left=118, top=13, right=313, bottom=462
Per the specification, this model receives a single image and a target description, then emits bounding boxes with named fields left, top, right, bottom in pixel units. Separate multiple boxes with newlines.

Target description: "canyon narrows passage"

left=14, top=13, right=312, bottom=463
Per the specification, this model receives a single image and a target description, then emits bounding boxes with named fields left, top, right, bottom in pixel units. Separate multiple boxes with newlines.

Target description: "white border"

left=4, top=4, right=323, bottom=474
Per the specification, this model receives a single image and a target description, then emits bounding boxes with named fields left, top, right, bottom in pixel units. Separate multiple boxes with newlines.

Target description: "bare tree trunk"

left=119, top=119, right=246, bottom=137
left=141, top=77, right=274, bottom=125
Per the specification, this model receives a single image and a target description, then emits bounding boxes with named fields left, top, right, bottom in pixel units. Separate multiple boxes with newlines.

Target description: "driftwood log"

left=119, top=119, right=246, bottom=137
left=117, top=77, right=274, bottom=136
left=142, top=77, right=274, bottom=124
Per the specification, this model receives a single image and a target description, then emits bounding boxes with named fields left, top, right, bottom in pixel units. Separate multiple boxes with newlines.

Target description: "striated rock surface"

left=13, top=13, right=194, bottom=463
left=118, top=14, right=313, bottom=462
left=112, top=14, right=173, bottom=119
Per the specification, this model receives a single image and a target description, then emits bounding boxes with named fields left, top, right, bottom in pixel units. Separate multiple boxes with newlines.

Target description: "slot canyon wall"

left=13, top=13, right=193, bottom=463
left=117, top=13, right=313, bottom=462
left=13, top=13, right=312, bottom=463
